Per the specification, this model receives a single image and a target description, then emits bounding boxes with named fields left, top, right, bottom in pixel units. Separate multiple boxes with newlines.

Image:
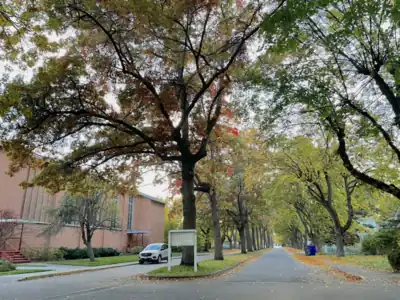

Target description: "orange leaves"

left=284, top=247, right=301, bottom=253
left=222, top=108, right=233, bottom=119
left=228, top=127, right=239, bottom=136
left=210, top=82, right=217, bottom=98
left=160, top=85, right=179, bottom=112
left=292, top=253, right=363, bottom=282
left=215, top=126, right=222, bottom=137
left=214, top=125, right=239, bottom=137
left=227, top=167, right=234, bottom=176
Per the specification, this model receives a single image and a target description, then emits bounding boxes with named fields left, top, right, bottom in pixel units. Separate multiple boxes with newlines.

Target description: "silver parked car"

left=139, top=243, right=169, bottom=264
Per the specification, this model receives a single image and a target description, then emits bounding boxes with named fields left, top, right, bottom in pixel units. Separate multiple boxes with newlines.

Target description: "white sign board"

left=170, top=231, right=196, bottom=246
left=168, top=230, right=197, bottom=272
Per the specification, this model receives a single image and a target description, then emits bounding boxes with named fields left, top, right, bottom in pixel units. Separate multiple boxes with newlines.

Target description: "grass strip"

left=48, top=255, right=139, bottom=266
left=148, top=249, right=269, bottom=277
left=0, top=269, right=51, bottom=276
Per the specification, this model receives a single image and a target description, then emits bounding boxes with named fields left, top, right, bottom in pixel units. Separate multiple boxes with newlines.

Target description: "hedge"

left=59, top=247, right=121, bottom=260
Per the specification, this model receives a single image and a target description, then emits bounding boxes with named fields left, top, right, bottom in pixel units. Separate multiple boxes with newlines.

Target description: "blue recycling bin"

left=306, top=245, right=316, bottom=256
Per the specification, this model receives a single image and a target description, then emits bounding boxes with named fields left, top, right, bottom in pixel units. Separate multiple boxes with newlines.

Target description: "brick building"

left=0, top=149, right=165, bottom=253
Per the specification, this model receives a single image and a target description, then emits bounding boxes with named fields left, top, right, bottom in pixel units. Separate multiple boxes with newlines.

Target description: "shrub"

left=171, top=246, right=183, bottom=253
left=0, top=260, right=16, bottom=272
left=361, top=235, right=377, bottom=255
left=388, top=248, right=400, bottom=272
left=374, top=229, right=399, bottom=255
left=59, top=247, right=86, bottom=260
left=94, top=247, right=121, bottom=257
left=21, top=247, right=64, bottom=261
left=127, top=246, right=144, bottom=255
left=60, top=247, right=120, bottom=259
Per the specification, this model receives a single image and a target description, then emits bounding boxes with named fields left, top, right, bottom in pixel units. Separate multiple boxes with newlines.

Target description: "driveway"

left=1, top=249, right=400, bottom=300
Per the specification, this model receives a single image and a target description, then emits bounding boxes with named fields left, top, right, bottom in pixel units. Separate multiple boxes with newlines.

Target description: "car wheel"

left=157, top=255, right=162, bottom=264
left=139, top=259, right=144, bottom=265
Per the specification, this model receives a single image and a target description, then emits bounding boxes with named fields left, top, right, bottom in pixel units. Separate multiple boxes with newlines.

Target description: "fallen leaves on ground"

left=284, top=247, right=302, bottom=254
left=316, top=255, right=392, bottom=272
left=292, top=254, right=362, bottom=283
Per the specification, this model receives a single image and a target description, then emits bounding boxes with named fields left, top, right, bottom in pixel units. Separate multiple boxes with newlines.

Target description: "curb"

left=138, top=256, right=259, bottom=281
left=17, top=262, right=138, bottom=281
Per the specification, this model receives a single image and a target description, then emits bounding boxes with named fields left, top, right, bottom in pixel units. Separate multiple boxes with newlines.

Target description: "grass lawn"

left=49, top=255, right=139, bottom=267
left=0, top=269, right=51, bottom=276
left=148, top=249, right=268, bottom=277
left=321, top=254, right=392, bottom=272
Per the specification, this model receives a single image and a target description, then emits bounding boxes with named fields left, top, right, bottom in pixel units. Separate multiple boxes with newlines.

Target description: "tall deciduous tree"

left=0, top=0, right=286, bottom=265
left=273, top=137, right=364, bottom=256
left=0, top=210, right=18, bottom=250
left=254, top=0, right=400, bottom=204
left=45, top=180, right=119, bottom=261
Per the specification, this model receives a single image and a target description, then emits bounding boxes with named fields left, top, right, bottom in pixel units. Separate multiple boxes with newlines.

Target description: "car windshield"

left=144, top=244, right=161, bottom=251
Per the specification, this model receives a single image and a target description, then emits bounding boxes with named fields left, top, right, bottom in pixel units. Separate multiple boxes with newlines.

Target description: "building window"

left=127, top=196, right=134, bottom=229
left=111, top=197, right=119, bottom=228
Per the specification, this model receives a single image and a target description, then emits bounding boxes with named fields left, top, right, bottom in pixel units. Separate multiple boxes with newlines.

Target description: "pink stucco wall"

left=0, top=150, right=165, bottom=251
left=0, top=151, right=27, bottom=216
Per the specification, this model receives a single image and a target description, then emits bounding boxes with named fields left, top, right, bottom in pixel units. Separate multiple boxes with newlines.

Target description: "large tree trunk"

left=239, top=227, right=247, bottom=254
left=233, top=229, right=238, bottom=249
left=181, top=160, right=196, bottom=266
left=86, top=240, right=95, bottom=262
left=266, top=229, right=271, bottom=248
left=257, top=227, right=262, bottom=249
left=251, top=226, right=257, bottom=250
left=245, top=223, right=253, bottom=252
left=260, top=228, right=264, bottom=248
left=255, top=227, right=260, bottom=250
left=263, top=229, right=267, bottom=248
left=335, top=230, right=345, bottom=257
left=210, top=188, right=223, bottom=260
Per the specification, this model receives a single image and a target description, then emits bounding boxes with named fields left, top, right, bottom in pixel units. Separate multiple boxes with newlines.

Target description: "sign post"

left=168, top=229, right=197, bottom=272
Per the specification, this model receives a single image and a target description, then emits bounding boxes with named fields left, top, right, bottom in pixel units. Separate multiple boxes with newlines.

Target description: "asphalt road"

left=2, top=249, right=400, bottom=300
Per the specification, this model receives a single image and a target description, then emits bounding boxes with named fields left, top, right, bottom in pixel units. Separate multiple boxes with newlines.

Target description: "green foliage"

left=0, top=260, right=16, bottom=272
left=49, top=255, right=138, bottom=266
left=94, top=247, right=121, bottom=257
left=171, top=246, right=183, bottom=253
left=388, top=248, right=400, bottom=272
left=253, top=0, right=400, bottom=206
left=59, top=247, right=120, bottom=260
left=374, top=229, right=400, bottom=255
left=361, top=235, right=378, bottom=255
left=45, top=187, right=119, bottom=261
left=163, top=200, right=182, bottom=242
left=361, top=229, right=400, bottom=255
left=0, top=269, right=51, bottom=276
left=148, top=253, right=253, bottom=277
left=21, top=247, right=64, bottom=261
left=127, top=246, right=144, bottom=255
